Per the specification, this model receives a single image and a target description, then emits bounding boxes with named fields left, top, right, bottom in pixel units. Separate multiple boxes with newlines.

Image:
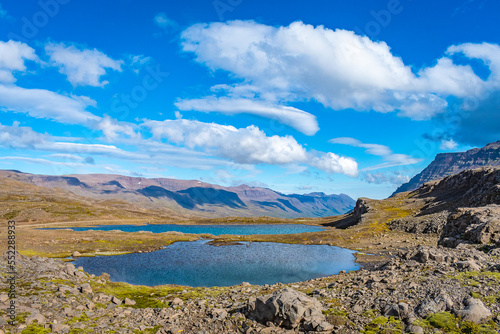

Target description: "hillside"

left=331, top=167, right=500, bottom=242
left=393, top=140, right=500, bottom=195
left=0, top=170, right=355, bottom=219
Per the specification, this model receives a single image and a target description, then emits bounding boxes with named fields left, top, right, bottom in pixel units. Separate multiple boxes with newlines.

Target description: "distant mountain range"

left=393, top=140, right=500, bottom=195
left=0, top=170, right=355, bottom=218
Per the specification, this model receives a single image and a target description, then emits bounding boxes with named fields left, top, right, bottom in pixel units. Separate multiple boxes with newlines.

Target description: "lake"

left=73, top=240, right=359, bottom=287
left=48, top=223, right=326, bottom=235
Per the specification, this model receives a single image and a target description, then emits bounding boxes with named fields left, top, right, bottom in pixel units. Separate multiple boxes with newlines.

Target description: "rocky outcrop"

left=439, top=205, right=500, bottom=247
left=393, top=140, right=500, bottom=195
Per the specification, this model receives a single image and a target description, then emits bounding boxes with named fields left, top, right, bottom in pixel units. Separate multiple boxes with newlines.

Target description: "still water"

left=73, top=239, right=359, bottom=287
left=50, top=223, right=326, bottom=235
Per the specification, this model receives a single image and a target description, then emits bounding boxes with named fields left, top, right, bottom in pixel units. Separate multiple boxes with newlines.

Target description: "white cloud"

left=329, top=137, right=421, bottom=171
left=0, top=84, right=99, bottom=124
left=0, top=156, right=86, bottom=167
left=362, top=171, right=410, bottom=186
left=143, top=119, right=358, bottom=176
left=154, top=12, right=177, bottom=30
left=46, top=42, right=123, bottom=87
left=175, top=97, right=319, bottom=135
left=181, top=21, right=500, bottom=121
left=440, top=139, right=458, bottom=150
left=329, top=137, right=392, bottom=156
left=0, top=40, right=38, bottom=83
left=95, top=116, right=139, bottom=141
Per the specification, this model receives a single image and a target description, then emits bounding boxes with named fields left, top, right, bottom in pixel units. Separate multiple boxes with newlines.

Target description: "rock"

left=456, top=298, right=492, bottom=323
left=86, top=301, right=95, bottom=310
left=454, top=260, right=482, bottom=272
left=0, top=294, right=8, bottom=303
left=26, top=313, right=46, bottom=325
left=72, top=251, right=81, bottom=257
left=79, top=283, right=93, bottom=294
left=406, top=324, right=425, bottom=334
left=171, top=297, right=184, bottom=307
left=210, top=308, right=228, bottom=320
left=111, top=296, right=123, bottom=305
left=384, top=302, right=410, bottom=319
left=51, top=323, right=70, bottom=333
left=124, top=298, right=136, bottom=306
left=247, top=287, right=331, bottom=331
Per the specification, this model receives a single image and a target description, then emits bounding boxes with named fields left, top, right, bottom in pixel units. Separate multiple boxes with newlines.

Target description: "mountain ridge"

left=0, top=170, right=355, bottom=218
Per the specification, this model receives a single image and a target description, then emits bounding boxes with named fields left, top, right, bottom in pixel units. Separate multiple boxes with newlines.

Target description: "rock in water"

left=247, top=287, right=332, bottom=332
left=72, top=251, right=81, bottom=257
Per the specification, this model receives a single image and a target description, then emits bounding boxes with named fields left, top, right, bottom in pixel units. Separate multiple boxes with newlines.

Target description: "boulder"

left=51, top=323, right=70, bottom=333
left=72, top=251, right=81, bottom=257
left=26, top=313, right=46, bottom=325
left=247, top=287, right=332, bottom=331
left=456, top=298, right=492, bottom=323
left=124, top=298, right=136, bottom=306
left=111, top=296, right=123, bottom=305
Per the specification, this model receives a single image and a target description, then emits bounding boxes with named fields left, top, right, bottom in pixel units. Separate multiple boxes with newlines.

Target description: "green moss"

left=372, top=316, right=389, bottom=325
left=133, top=325, right=161, bottom=334
left=460, top=321, right=497, bottom=334
left=427, top=312, right=458, bottom=331
left=322, top=308, right=348, bottom=317
left=471, top=291, right=482, bottom=298
left=66, top=313, right=89, bottom=325
left=21, top=323, right=51, bottom=334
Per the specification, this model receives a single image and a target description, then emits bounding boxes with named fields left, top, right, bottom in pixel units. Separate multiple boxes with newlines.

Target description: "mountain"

left=393, top=140, right=500, bottom=195
left=0, top=170, right=355, bottom=218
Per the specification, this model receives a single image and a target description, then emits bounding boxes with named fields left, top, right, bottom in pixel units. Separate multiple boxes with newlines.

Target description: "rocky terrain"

left=0, top=170, right=355, bottom=219
left=393, top=140, right=500, bottom=195
left=2, top=243, right=500, bottom=333
left=2, top=164, right=500, bottom=333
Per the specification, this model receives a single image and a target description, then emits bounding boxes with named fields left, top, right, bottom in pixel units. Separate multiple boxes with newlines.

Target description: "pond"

left=73, top=240, right=359, bottom=287
left=47, top=223, right=326, bottom=235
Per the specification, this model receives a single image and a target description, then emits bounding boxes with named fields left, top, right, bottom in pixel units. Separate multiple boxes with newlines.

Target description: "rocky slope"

left=0, top=170, right=355, bottom=219
left=335, top=167, right=500, bottom=240
left=393, top=140, right=500, bottom=195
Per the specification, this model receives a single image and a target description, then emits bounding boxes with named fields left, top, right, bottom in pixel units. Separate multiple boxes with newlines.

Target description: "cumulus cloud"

left=180, top=20, right=500, bottom=126
left=46, top=42, right=123, bottom=87
left=329, top=137, right=421, bottom=171
left=143, top=119, right=358, bottom=176
left=0, top=40, right=38, bottom=83
left=362, top=171, right=410, bottom=186
left=175, top=97, right=319, bottom=135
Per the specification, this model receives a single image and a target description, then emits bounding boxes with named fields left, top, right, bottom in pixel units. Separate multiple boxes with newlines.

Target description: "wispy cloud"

left=175, top=97, right=319, bottom=135
left=329, top=137, right=421, bottom=171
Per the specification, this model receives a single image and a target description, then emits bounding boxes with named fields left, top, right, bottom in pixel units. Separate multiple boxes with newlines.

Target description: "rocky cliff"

left=393, top=140, right=500, bottom=195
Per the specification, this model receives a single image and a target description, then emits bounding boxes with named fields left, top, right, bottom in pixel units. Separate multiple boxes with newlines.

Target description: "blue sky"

left=0, top=0, right=499, bottom=199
